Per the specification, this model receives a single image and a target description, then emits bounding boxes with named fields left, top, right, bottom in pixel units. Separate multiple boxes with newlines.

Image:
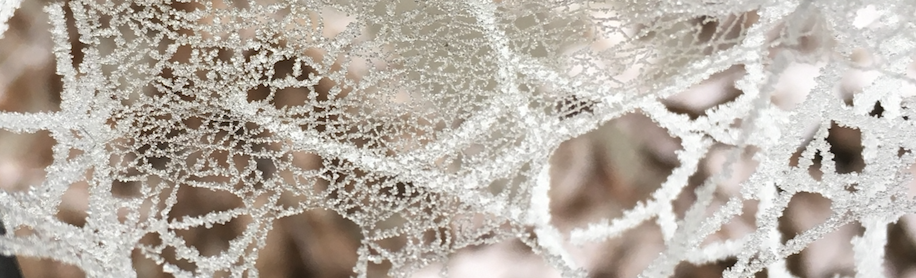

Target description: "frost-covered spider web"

left=1, top=0, right=916, bottom=277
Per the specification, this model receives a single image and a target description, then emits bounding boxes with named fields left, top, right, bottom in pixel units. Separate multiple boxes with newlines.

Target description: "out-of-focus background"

left=2, top=1, right=916, bottom=278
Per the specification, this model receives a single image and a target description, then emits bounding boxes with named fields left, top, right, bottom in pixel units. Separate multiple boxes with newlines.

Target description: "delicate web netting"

left=1, top=0, right=916, bottom=277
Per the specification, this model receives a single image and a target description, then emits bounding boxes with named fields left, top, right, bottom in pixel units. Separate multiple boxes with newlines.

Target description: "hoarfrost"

left=0, top=0, right=914, bottom=277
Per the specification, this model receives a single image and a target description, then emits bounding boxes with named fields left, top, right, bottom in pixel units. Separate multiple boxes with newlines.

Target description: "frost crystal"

left=0, top=0, right=915, bottom=277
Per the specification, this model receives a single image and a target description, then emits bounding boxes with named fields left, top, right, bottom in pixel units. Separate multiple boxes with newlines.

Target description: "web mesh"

left=0, top=0, right=915, bottom=277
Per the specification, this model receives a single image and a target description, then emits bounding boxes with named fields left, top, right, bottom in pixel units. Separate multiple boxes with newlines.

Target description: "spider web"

left=1, top=0, right=915, bottom=277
